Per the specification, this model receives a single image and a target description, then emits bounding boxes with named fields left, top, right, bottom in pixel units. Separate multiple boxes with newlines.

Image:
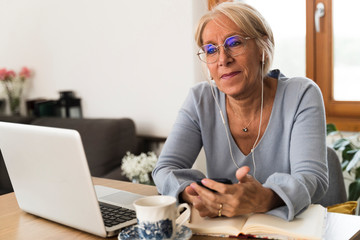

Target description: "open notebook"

left=186, top=204, right=327, bottom=240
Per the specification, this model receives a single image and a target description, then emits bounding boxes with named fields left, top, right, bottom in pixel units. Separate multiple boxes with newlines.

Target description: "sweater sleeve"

left=263, top=79, right=328, bottom=220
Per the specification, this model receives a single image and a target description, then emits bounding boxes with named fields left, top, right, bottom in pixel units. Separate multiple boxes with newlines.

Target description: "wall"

left=0, top=0, right=208, bottom=137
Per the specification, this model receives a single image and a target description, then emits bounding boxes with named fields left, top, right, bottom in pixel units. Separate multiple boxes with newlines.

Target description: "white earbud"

left=262, top=50, right=265, bottom=65
left=206, top=68, right=212, bottom=80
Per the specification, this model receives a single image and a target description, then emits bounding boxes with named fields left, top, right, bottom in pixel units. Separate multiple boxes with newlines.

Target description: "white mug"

left=133, top=195, right=191, bottom=240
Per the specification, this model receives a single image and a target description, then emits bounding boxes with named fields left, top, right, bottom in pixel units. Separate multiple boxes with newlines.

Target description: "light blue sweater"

left=152, top=70, right=328, bottom=221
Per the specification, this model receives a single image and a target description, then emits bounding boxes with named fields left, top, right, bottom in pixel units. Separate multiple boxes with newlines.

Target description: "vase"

left=131, top=174, right=155, bottom=185
left=132, top=177, right=140, bottom=184
left=8, top=95, right=21, bottom=116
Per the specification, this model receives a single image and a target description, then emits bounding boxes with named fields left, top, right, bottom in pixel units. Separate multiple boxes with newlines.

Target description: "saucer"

left=118, top=224, right=192, bottom=240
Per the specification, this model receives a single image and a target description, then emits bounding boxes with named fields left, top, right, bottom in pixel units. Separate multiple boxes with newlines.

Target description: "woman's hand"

left=181, top=184, right=216, bottom=217
left=183, top=166, right=283, bottom=218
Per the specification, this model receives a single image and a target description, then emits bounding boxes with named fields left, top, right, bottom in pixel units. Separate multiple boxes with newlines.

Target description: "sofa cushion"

left=0, top=116, right=35, bottom=124
left=30, top=117, right=137, bottom=180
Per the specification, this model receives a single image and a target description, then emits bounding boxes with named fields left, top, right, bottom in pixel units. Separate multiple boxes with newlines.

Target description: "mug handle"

left=175, top=203, right=191, bottom=228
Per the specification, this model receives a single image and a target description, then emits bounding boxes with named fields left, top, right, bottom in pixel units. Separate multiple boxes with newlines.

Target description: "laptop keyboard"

left=99, top=202, right=137, bottom=227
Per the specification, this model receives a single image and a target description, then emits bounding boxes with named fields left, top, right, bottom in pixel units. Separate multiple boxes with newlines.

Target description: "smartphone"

left=195, top=178, right=232, bottom=192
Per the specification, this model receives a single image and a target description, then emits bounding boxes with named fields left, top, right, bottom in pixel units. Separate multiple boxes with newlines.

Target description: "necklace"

left=242, top=119, right=253, bottom=132
left=228, top=102, right=255, bottom=133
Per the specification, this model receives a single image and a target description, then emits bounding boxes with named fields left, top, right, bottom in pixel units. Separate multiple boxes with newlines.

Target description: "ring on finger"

left=218, top=203, right=223, bottom=217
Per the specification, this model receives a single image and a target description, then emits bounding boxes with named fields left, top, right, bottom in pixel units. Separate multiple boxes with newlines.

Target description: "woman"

left=152, top=2, right=328, bottom=221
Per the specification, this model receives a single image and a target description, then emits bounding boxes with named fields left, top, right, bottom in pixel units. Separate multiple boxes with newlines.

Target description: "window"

left=333, top=0, right=360, bottom=101
left=307, top=0, right=360, bottom=131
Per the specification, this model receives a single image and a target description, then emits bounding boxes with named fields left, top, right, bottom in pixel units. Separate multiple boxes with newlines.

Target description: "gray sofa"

left=0, top=116, right=159, bottom=195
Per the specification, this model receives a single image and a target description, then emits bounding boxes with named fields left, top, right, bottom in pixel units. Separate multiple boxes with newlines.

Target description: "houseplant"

left=327, top=123, right=360, bottom=201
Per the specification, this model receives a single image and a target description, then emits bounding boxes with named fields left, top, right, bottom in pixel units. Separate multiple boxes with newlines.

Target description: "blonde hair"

left=195, top=2, right=274, bottom=74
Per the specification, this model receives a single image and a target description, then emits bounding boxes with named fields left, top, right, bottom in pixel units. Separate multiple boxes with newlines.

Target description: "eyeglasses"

left=197, top=35, right=252, bottom=64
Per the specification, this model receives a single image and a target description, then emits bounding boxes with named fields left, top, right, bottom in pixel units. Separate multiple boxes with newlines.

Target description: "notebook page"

left=242, top=205, right=326, bottom=239
left=186, top=207, right=248, bottom=236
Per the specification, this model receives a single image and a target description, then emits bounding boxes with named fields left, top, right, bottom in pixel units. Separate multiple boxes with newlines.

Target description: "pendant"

left=243, top=127, right=248, bottom=132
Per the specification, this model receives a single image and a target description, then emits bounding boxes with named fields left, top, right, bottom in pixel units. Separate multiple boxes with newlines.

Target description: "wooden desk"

left=1, top=177, right=360, bottom=240
left=0, top=177, right=215, bottom=240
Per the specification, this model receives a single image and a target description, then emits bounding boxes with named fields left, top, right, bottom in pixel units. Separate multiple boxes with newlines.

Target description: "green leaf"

left=355, top=166, right=360, bottom=179
left=343, top=145, right=357, bottom=162
left=341, top=160, right=350, bottom=171
left=348, top=179, right=360, bottom=201
left=333, top=138, right=351, bottom=151
left=346, top=150, right=360, bottom=172
left=326, top=123, right=337, bottom=135
left=347, top=149, right=359, bottom=155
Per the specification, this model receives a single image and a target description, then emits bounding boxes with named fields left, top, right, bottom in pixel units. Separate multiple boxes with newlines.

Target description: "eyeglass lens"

left=198, top=35, right=248, bottom=63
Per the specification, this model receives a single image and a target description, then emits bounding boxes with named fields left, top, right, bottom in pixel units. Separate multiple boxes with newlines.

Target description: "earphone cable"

left=251, top=60, right=265, bottom=180
left=208, top=80, right=240, bottom=169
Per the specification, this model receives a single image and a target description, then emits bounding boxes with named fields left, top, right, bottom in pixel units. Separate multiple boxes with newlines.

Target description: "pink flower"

left=6, top=70, right=16, bottom=78
left=19, top=67, right=31, bottom=79
left=0, top=68, right=16, bottom=81
left=0, top=68, right=6, bottom=81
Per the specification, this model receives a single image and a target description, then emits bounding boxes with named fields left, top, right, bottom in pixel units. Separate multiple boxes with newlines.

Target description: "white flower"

left=121, top=151, right=158, bottom=184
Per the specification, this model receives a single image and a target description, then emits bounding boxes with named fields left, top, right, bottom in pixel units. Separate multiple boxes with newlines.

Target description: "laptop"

left=0, top=121, right=144, bottom=237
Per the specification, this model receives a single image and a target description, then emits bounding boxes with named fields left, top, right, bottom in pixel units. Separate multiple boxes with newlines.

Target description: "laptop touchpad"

left=100, top=192, right=142, bottom=206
